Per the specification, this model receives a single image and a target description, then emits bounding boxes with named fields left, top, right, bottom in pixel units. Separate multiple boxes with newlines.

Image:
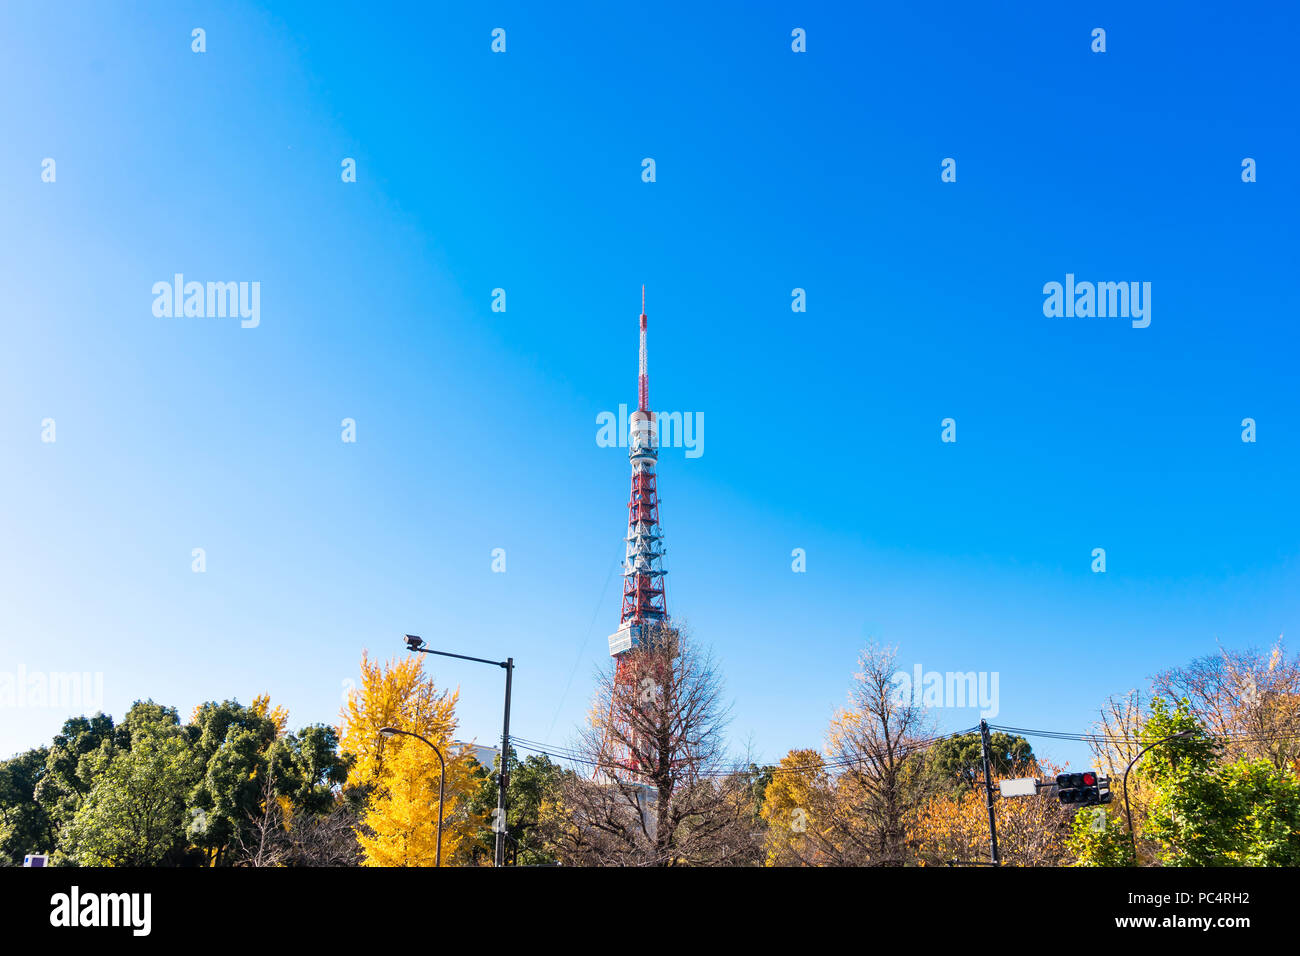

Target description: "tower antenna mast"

left=638, top=285, right=649, bottom=413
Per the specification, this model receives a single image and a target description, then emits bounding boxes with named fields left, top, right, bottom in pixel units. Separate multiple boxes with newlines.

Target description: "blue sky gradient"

left=2, top=2, right=1297, bottom=769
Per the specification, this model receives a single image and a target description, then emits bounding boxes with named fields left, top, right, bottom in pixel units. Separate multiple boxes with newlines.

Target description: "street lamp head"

left=404, top=634, right=426, bottom=651
left=380, top=727, right=400, bottom=737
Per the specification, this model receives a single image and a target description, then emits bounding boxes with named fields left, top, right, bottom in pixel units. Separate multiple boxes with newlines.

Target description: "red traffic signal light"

left=1058, top=770, right=1106, bottom=805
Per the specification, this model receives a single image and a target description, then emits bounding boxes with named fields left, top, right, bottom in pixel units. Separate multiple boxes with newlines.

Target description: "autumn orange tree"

left=911, top=762, right=1074, bottom=866
left=339, top=652, right=484, bottom=866
left=822, top=643, right=938, bottom=865
left=757, top=645, right=943, bottom=866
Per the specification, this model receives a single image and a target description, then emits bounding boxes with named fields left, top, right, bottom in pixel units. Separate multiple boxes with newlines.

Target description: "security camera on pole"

left=403, top=634, right=515, bottom=867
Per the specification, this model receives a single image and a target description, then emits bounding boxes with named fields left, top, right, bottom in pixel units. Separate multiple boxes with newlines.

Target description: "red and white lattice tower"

left=603, top=287, right=671, bottom=775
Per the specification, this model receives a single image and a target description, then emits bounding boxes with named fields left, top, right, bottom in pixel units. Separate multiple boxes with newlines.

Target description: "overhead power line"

left=507, top=725, right=982, bottom=779
left=988, top=722, right=1300, bottom=746
left=509, top=719, right=1300, bottom=780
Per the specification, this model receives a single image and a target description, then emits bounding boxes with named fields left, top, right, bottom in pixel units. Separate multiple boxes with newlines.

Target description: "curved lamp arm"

left=380, top=727, right=447, bottom=868
left=1122, top=730, right=1195, bottom=865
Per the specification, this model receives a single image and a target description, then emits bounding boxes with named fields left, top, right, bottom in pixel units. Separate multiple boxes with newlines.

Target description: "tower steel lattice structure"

left=603, top=288, right=673, bottom=776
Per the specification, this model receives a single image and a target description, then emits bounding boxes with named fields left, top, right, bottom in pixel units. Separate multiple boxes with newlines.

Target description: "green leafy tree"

left=186, top=700, right=280, bottom=866
left=122, top=701, right=185, bottom=746
left=467, top=749, right=570, bottom=865
left=1066, top=804, right=1136, bottom=866
left=268, top=724, right=350, bottom=817
left=923, top=732, right=1034, bottom=794
left=1210, top=759, right=1300, bottom=865
left=1143, top=699, right=1300, bottom=866
left=742, top=761, right=775, bottom=824
left=33, top=713, right=122, bottom=848
left=0, top=748, right=56, bottom=865
left=1073, top=697, right=1300, bottom=866
left=64, top=713, right=197, bottom=866
left=1136, top=697, right=1233, bottom=865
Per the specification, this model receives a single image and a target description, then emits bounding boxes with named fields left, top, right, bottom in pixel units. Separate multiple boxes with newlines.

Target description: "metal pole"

left=979, top=719, right=1000, bottom=866
left=495, top=657, right=514, bottom=867
left=381, top=728, right=445, bottom=867
left=402, top=637, right=515, bottom=868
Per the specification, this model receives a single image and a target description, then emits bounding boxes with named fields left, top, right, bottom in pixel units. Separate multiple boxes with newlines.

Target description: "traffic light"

left=1056, top=770, right=1112, bottom=805
left=1056, top=772, right=1083, bottom=803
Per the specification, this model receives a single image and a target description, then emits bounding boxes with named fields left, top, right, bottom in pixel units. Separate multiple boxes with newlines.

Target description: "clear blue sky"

left=2, top=2, right=1297, bottom=771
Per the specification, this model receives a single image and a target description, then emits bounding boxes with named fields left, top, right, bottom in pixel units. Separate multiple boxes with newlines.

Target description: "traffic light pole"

left=495, top=657, right=513, bottom=868
left=979, top=719, right=1000, bottom=866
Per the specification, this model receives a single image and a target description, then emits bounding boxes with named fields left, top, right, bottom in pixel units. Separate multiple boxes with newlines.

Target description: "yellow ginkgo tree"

left=339, top=651, right=485, bottom=866
left=760, top=749, right=836, bottom=866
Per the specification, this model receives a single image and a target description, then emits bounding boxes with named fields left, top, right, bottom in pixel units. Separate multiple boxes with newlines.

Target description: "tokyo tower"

left=603, top=287, right=672, bottom=775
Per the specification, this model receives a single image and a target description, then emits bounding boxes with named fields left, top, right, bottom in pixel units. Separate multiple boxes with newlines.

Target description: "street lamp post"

left=380, top=727, right=446, bottom=867
left=1122, top=730, right=1195, bottom=864
left=404, top=634, right=515, bottom=867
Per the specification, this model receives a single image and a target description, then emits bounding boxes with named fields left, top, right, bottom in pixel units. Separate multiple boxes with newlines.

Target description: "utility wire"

left=544, top=554, right=620, bottom=740
left=513, top=719, right=1300, bottom=779
left=989, top=722, right=1300, bottom=745
left=508, top=725, right=982, bottom=778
